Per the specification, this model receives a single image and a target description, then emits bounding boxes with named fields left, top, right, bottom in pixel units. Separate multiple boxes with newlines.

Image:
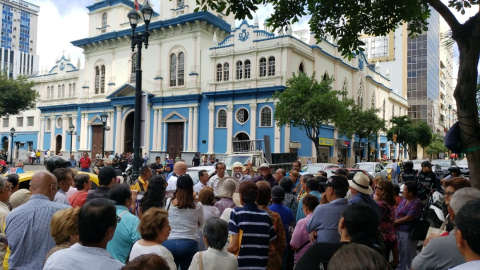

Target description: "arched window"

left=299, top=62, right=305, bottom=73
left=72, top=83, right=76, bottom=97
left=236, top=61, right=243, bottom=80
left=170, top=53, right=177, bottom=86
left=102, top=12, right=107, bottom=28
left=382, top=99, right=386, bottom=120
left=371, top=92, right=376, bottom=108
left=342, top=79, right=348, bottom=100
left=95, top=66, right=99, bottom=94
left=100, top=66, right=105, bottom=94
left=244, top=60, right=251, bottom=79
left=47, top=86, right=50, bottom=99
left=216, top=64, right=222, bottom=82
left=268, top=56, right=275, bottom=76
left=178, top=52, right=185, bottom=86
left=358, top=81, right=364, bottom=109
left=322, top=72, right=328, bottom=81
left=58, top=84, right=61, bottom=98
left=259, top=58, right=266, bottom=77
left=260, top=107, right=272, bottom=127
left=223, top=63, right=229, bottom=81
left=62, top=84, right=65, bottom=98
left=68, top=84, right=72, bottom=97
left=46, top=118, right=51, bottom=132
left=217, top=109, right=227, bottom=127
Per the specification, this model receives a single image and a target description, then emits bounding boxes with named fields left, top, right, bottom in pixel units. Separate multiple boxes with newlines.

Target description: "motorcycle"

left=122, top=164, right=133, bottom=184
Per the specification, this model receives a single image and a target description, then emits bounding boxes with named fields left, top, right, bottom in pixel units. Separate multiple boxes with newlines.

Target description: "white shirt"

left=203, top=205, right=220, bottom=221
left=54, top=189, right=71, bottom=206
left=30, top=152, right=35, bottom=158
left=129, top=242, right=176, bottom=270
left=208, top=173, right=230, bottom=196
left=166, top=175, right=179, bottom=191
left=194, top=182, right=207, bottom=194
left=165, top=198, right=204, bottom=241
left=188, top=247, right=238, bottom=270
left=450, top=260, right=480, bottom=270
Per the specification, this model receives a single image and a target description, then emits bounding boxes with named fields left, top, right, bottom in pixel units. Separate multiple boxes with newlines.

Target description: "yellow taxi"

left=6, top=170, right=99, bottom=190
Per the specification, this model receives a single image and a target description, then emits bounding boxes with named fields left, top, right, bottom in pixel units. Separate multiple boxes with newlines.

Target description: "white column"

left=158, top=110, right=163, bottom=151
left=193, top=107, right=199, bottom=152
left=145, top=104, right=151, bottom=153
left=152, top=109, right=158, bottom=150
left=72, top=115, right=77, bottom=152
left=39, top=117, right=44, bottom=151
left=50, top=117, right=56, bottom=152
left=284, top=124, right=290, bottom=153
left=311, top=134, right=317, bottom=160
left=332, top=130, right=338, bottom=160
left=115, top=106, right=123, bottom=154
left=183, top=121, right=187, bottom=152
left=163, top=122, right=167, bottom=151
left=207, top=104, right=215, bottom=154
left=108, top=111, right=114, bottom=152
left=188, top=107, right=193, bottom=152
left=226, top=104, right=234, bottom=154
left=61, top=115, right=67, bottom=151
left=80, top=114, right=87, bottom=150
left=274, top=125, right=281, bottom=153
left=249, top=103, right=257, bottom=140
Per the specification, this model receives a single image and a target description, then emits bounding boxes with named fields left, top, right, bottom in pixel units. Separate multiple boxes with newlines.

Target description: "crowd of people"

left=0, top=155, right=479, bottom=270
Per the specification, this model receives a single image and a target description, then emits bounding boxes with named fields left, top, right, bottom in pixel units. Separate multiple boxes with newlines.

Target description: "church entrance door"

left=91, top=126, right=103, bottom=160
left=167, top=123, right=184, bottom=158
left=124, top=113, right=134, bottom=153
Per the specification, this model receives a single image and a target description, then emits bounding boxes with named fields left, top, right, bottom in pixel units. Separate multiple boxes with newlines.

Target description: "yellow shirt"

left=130, top=177, right=149, bottom=192
left=3, top=222, right=8, bottom=270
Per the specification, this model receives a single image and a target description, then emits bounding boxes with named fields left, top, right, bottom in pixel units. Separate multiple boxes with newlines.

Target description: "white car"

left=352, top=162, right=388, bottom=179
left=301, top=163, right=340, bottom=175
left=186, top=166, right=215, bottom=184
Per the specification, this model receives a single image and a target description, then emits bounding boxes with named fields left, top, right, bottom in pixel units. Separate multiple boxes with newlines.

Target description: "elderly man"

left=209, top=162, right=230, bottom=196
left=348, top=173, right=381, bottom=219
left=131, top=166, right=152, bottom=192
left=6, top=174, right=19, bottom=194
left=44, top=198, right=124, bottom=270
left=0, top=176, right=11, bottom=230
left=166, top=161, right=187, bottom=195
left=194, top=170, right=209, bottom=194
left=411, top=188, right=480, bottom=270
left=52, top=168, right=74, bottom=206
left=68, top=154, right=77, bottom=169
left=296, top=177, right=322, bottom=222
left=252, top=163, right=276, bottom=187
left=274, top=168, right=286, bottom=185
left=6, top=171, right=70, bottom=269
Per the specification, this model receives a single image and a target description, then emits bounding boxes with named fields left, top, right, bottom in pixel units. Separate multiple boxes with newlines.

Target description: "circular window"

left=235, top=108, right=249, bottom=124
left=56, top=117, right=63, bottom=128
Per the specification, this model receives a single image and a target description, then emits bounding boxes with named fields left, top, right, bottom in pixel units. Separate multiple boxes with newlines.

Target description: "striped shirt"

left=450, top=260, right=480, bottom=270
left=229, top=202, right=276, bottom=270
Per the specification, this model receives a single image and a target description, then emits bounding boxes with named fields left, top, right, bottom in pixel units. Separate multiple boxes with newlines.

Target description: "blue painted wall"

left=198, top=98, right=209, bottom=153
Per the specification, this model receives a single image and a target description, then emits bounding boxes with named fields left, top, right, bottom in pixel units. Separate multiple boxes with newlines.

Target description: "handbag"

left=199, top=251, right=203, bottom=270
left=408, top=218, right=430, bottom=240
left=422, top=216, right=448, bottom=251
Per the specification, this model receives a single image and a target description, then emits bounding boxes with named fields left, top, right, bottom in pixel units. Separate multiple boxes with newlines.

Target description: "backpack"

left=445, top=121, right=462, bottom=153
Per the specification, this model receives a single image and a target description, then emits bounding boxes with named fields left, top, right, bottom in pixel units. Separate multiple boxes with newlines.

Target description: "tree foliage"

left=271, top=72, right=354, bottom=157
left=337, top=106, right=386, bottom=159
left=0, top=73, right=38, bottom=117
left=426, top=134, right=448, bottom=157
left=387, top=116, right=433, bottom=158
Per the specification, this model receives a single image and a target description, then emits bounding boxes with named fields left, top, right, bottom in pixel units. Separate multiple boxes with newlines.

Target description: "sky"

left=27, top=0, right=478, bottom=77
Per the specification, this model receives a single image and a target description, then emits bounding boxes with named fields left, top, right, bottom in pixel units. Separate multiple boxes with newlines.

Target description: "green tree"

left=426, top=134, right=448, bottom=158
left=199, top=0, right=480, bottom=187
left=337, top=106, right=386, bottom=161
left=0, top=74, right=38, bottom=117
left=271, top=72, right=354, bottom=159
left=388, top=116, right=432, bottom=159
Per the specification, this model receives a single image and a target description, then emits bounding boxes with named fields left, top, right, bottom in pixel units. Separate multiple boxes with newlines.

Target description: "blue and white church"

left=2, top=0, right=409, bottom=165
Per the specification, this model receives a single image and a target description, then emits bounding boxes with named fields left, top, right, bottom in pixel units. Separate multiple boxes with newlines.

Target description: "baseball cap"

left=334, top=168, right=347, bottom=176
left=271, top=186, right=285, bottom=199
left=177, top=174, right=194, bottom=189
left=421, top=161, right=432, bottom=167
left=319, top=176, right=349, bottom=192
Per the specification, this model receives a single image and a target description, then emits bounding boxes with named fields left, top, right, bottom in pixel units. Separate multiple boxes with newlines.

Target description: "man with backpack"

left=130, top=166, right=152, bottom=192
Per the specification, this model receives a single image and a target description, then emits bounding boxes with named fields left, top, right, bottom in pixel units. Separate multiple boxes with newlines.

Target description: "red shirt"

left=79, top=157, right=91, bottom=168
left=69, top=191, right=88, bottom=208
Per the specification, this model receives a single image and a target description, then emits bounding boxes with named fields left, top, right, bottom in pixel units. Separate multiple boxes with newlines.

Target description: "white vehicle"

left=301, top=163, right=340, bottom=175
left=352, top=162, right=388, bottom=178
left=186, top=166, right=215, bottom=184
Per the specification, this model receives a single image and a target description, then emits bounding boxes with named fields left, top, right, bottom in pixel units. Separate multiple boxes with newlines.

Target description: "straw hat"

left=217, top=178, right=238, bottom=198
left=231, top=162, right=245, bottom=171
left=10, top=189, right=32, bottom=209
left=348, top=172, right=373, bottom=195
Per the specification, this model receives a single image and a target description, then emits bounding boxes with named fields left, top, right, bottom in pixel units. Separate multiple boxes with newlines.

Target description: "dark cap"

left=334, top=168, right=347, bottom=176
left=98, top=167, right=117, bottom=185
left=271, top=186, right=285, bottom=199
left=238, top=181, right=258, bottom=198
left=421, top=161, right=432, bottom=167
left=319, top=176, right=349, bottom=192
left=177, top=174, right=194, bottom=189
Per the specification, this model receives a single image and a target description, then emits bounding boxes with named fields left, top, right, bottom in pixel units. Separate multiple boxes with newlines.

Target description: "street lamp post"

left=100, top=112, right=109, bottom=158
left=67, top=124, right=76, bottom=156
left=127, top=1, right=153, bottom=180
left=9, top=127, right=15, bottom=165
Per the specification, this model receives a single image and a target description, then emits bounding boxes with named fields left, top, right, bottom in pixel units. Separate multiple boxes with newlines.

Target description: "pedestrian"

left=193, top=170, right=209, bottom=195
left=214, top=178, right=237, bottom=216
left=30, top=149, right=36, bottom=165
left=394, top=181, right=423, bottom=270
left=280, top=177, right=298, bottom=225
left=166, top=162, right=187, bottom=197
left=390, top=159, right=399, bottom=184
left=290, top=194, right=319, bottom=265
left=130, top=166, right=152, bottom=192
left=416, top=160, right=440, bottom=192
left=128, top=208, right=176, bottom=270
left=5, top=172, right=70, bottom=269
left=107, top=185, right=142, bottom=263
left=86, top=167, right=118, bottom=202
left=44, top=207, right=80, bottom=262
left=69, top=174, right=92, bottom=208
left=69, top=154, right=77, bottom=168
left=163, top=175, right=204, bottom=270
left=274, top=168, right=286, bottom=185
left=150, top=156, right=164, bottom=175
left=327, top=243, right=392, bottom=270
left=139, top=175, right=167, bottom=217
left=143, top=153, right=149, bottom=166
left=252, top=163, right=276, bottom=187
left=374, top=179, right=397, bottom=262
left=208, top=162, right=230, bottom=196
left=297, top=177, right=322, bottom=223
left=269, top=186, right=294, bottom=269
left=290, top=170, right=301, bottom=195
left=44, top=198, right=125, bottom=270
left=79, top=152, right=92, bottom=172
left=93, top=159, right=105, bottom=175
left=192, top=154, right=200, bottom=167
left=348, top=173, right=382, bottom=219
left=6, top=173, right=19, bottom=195
left=0, top=177, right=11, bottom=263
left=52, top=168, right=74, bottom=206
left=307, top=158, right=312, bottom=164
left=36, top=150, right=41, bottom=164
left=198, top=187, right=220, bottom=251
left=96, top=151, right=101, bottom=160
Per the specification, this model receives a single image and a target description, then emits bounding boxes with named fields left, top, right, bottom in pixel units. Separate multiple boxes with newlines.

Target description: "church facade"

left=1, top=0, right=409, bottom=164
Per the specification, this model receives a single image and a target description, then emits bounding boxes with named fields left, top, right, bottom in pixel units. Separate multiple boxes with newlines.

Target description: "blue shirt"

left=69, top=158, right=77, bottom=168
left=450, top=260, right=480, bottom=270
left=44, top=243, right=125, bottom=270
left=229, top=202, right=276, bottom=269
left=296, top=191, right=322, bottom=223
left=306, top=198, right=350, bottom=243
left=348, top=193, right=382, bottom=220
left=6, top=194, right=70, bottom=269
left=106, top=205, right=142, bottom=263
left=269, top=203, right=294, bottom=251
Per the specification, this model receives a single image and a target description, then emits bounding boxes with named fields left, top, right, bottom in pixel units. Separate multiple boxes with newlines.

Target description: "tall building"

left=0, top=0, right=40, bottom=78
left=1, top=0, right=408, bottom=165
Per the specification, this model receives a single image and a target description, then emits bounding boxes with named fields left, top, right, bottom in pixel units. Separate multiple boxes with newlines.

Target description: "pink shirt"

left=290, top=213, right=314, bottom=263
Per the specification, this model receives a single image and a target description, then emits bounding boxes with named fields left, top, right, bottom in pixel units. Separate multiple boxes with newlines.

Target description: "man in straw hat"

left=215, top=178, right=237, bottom=215
left=231, top=162, right=253, bottom=182
left=252, top=163, right=276, bottom=187
left=348, top=172, right=381, bottom=219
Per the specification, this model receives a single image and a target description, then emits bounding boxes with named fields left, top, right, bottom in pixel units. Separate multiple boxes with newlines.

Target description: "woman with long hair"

left=139, top=175, right=167, bottom=217
left=163, top=175, right=204, bottom=270
left=374, top=179, right=397, bottom=262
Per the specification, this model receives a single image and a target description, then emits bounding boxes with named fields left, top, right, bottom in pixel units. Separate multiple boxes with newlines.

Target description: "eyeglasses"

left=375, top=186, right=384, bottom=191
left=445, top=191, right=455, bottom=196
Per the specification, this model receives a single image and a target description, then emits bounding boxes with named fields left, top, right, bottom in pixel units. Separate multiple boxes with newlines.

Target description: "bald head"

left=29, top=171, right=58, bottom=201
left=173, top=161, right=187, bottom=175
